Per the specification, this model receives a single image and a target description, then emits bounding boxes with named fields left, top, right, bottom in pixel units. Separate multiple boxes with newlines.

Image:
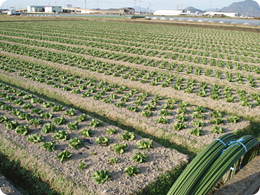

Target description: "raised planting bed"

left=0, top=82, right=188, bottom=194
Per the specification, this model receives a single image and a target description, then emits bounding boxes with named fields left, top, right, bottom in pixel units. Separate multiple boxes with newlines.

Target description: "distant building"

left=45, top=6, right=62, bottom=13
left=153, top=10, right=184, bottom=16
left=203, top=11, right=239, bottom=17
left=27, top=5, right=62, bottom=13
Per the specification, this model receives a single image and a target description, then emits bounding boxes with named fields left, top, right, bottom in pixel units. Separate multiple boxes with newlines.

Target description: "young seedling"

left=40, top=112, right=53, bottom=119
left=211, top=126, right=224, bottom=134
left=193, top=120, right=204, bottom=128
left=190, top=128, right=203, bottom=136
left=80, top=128, right=94, bottom=137
left=132, top=151, right=148, bottom=163
left=90, top=119, right=103, bottom=127
left=41, top=123, right=56, bottom=133
left=56, top=150, right=72, bottom=162
left=111, top=143, right=128, bottom=154
left=67, top=121, right=78, bottom=130
left=227, top=116, right=240, bottom=123
left=51, top=105, right=65, bottom=112
left=29, top=118, right=42, bottom=127
left=156, top=116, right=169, bottom=124
left=96, top=136, right=110, bottom=146
left=173, top=122, right=187, bottom=131
left=5, top=120, right=18, bottom=130
left=120, top=131, right=135, bottom=141
left=92, top=170, right=111, bottom=184
left=65, top=108, right=76, bottom=116
left=141, top=110, right=152, bottom=118
left=53, top=130, right=68, bottom=141
left=41, top=141, right=56, bottom=151
left=53, top=117, right=66, bottom=125
left=15, top=125, right=29, bottom=135
left=136, top=140, right=153, bottom=149
left=28, top=133, right=44, bottom=144
left=76, top=114, right=88, bottom=122
left=124, top=166, right=140, bottom=177
left=106, top=127, right=118, bottom=135
left=68, top=138, right=83, bottom=150
left=78, top=161, right=88, bottom=170
left=108, top=157, right=120, bottom=165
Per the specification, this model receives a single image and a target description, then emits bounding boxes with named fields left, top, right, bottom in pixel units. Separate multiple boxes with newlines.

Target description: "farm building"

left=203, top=11, right=239, bottom=17
left=45, top=6, right=62, bottom=13
left=153, top=10, right=184, bottom=16
left=27, top=5, right=62, bottom=13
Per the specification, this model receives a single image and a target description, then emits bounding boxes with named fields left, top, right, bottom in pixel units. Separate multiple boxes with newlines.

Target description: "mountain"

left=221, top=0, right=260, bottom=17
left=184, top=6, right=204, bottom=13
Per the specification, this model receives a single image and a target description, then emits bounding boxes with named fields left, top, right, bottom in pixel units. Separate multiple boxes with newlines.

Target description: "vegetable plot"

left=0, top=82, right=188, bottom=194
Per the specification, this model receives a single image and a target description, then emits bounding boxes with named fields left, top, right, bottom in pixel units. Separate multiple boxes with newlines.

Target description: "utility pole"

left=139, top=0, right=141, bottom=14
left=134, top=0, right=136, bottom=15
left=210, top=0, right=212, bottom=12
left=85, top=0, right=87, bottom=13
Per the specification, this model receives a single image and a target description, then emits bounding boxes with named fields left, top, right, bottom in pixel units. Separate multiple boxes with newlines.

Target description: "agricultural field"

left=0, top=19, right=260, bottom=194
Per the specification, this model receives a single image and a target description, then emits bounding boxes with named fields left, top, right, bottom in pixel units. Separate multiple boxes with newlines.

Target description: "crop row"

left=1, top=42, right=260, bottom=111
left=0, top=81, right=188, bottom=193
left=1, top=35, right=260, bottom=90
left=2, top=22, right=259, bottom=56
left=1, top=30, right=260, bottom=66
left=0, top=54, right=250, bottom=140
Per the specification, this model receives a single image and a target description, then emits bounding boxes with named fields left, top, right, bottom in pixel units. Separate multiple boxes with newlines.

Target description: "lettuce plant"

left=120, top=131, right=135, bottom=141
left=56, top=150, right=71, bottom=162
left=53, top=130, right=68, bottom=141
left=92, top=170, right=111, bottom=184
left=5, top=120, right=19, bottom=130
left=15, top=125, right=29, bottom=135
left=67, top=121, right=78, bottom=130
left=111, top=143, right=128, bottom=154
left=106, top=127, right=118, bottom=135
left=29, top=118, right=42, bottom=127
left=41, top=141, right=56, bottom=151
left=80, top=128, right=94, bottom=137
left=76, top=114, right=88, bottom=122
left=68, top=138, right=83, bottom=150
left=108, top=157, right=119, bottom=165
left=78, top=161, right=88, bottom=170
left=96, top=136, right=110, bottom=146
left=124, top=166, right=139, bottom=177
left=189, top=128, right=203, bottom=136
left=173, top=122, right=186, bottom=131
left=41, top=123, right=56, bottom=133
left=132, top=151, right=148, bottom=163
left=53, top=117, right=66, bottom=125
left=90, top=119, right=103, bottom=127
left=136, top=140, right=153, bottom=149
left=211, top=126, right=224, bottom=134
left=28, top=134, right=44, bottom=144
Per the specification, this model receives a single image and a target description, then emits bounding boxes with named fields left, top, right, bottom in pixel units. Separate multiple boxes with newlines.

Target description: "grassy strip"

left=0, top=132, right=92, bottom=195
left=136, top=162, right=187, bottom=195
left=0, top=153, right=57, bottom=195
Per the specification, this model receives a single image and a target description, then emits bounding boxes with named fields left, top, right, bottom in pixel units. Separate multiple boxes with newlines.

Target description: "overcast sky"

left=1, top=0, right=260, bottom=10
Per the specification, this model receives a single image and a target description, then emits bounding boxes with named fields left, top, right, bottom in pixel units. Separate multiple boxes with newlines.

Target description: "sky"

left=1, top=0, right=260, bottom=10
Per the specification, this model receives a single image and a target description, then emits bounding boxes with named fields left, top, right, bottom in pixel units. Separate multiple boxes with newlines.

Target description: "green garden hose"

left=167, top=134, right=260, bottom=195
